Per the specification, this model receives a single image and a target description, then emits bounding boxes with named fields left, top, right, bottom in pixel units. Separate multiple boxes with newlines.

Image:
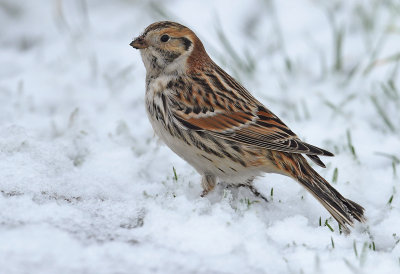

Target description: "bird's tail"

left=282, top=153, right=365, bottom=232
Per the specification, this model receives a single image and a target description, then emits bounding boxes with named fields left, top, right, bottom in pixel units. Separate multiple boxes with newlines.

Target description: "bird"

left=130, top=21, right=365, bottom=232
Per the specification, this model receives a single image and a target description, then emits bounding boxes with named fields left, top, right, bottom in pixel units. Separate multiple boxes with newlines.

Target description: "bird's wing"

left=168, top=72, right=334, bottom=158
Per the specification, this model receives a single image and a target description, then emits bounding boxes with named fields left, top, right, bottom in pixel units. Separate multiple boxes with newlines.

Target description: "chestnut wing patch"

left=173, top=106, right=334, bottom=157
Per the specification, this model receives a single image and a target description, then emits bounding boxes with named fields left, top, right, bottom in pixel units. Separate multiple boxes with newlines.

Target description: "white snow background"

left=1, top=0, right=400, bottom=273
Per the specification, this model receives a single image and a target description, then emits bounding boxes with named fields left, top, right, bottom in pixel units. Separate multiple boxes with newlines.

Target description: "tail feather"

left=286, top=154, right=365, bottom=232
left=297, top=176, right=365, bottom=232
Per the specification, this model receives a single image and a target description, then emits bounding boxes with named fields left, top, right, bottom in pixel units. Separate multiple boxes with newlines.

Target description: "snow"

left=1, top=0, right=399, bottom=273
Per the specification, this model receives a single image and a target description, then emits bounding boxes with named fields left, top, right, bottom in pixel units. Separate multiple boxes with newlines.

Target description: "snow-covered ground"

left=1, top=0, right=399, bottom=273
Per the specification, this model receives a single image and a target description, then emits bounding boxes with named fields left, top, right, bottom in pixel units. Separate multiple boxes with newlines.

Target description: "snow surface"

left=1, top=0, right=400, bottom=273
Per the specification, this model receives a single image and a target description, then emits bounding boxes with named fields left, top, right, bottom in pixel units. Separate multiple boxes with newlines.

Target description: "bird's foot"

left=235, top=183, right=268, bottom=202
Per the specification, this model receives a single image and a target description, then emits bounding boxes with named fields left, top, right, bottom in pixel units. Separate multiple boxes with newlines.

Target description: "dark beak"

left=130, top=36, right=149, bottom=49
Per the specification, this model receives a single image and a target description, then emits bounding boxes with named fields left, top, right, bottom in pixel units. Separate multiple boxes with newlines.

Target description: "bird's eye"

left=160, top=34, right=170, bottom=42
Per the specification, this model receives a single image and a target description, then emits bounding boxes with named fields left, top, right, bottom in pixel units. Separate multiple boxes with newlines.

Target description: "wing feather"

left=168, top=72, right=334, bottom=158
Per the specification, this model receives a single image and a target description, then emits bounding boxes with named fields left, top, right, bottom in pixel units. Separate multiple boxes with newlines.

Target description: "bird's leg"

left=234, top=178, right=268, bottom=202
left=201, top=174, right=216, bottom=197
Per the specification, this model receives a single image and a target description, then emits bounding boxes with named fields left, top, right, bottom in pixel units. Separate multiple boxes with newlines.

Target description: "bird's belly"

left=146, top=111, right=264, bottom=183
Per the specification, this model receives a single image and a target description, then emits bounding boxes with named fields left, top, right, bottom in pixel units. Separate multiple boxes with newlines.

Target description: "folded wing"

left=168, top=72, right=333, bottom=167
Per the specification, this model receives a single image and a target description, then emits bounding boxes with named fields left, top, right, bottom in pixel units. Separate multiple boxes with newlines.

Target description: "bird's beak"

left=130, top=36, right=149, bottom=49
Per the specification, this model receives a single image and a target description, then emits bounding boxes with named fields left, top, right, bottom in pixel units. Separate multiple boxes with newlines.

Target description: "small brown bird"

left=130, top=21, right=365, bottom=232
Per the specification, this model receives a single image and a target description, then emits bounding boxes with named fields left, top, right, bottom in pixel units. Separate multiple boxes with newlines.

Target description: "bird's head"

left=130, top=21, right=210, bottom=75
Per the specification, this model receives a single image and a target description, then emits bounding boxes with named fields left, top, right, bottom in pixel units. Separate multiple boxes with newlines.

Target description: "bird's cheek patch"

left=180, top=37, right=192, bottom=51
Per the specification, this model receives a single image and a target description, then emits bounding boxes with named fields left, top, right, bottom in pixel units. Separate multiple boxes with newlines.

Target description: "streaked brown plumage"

left=130, top=21, right=365, bottom=232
